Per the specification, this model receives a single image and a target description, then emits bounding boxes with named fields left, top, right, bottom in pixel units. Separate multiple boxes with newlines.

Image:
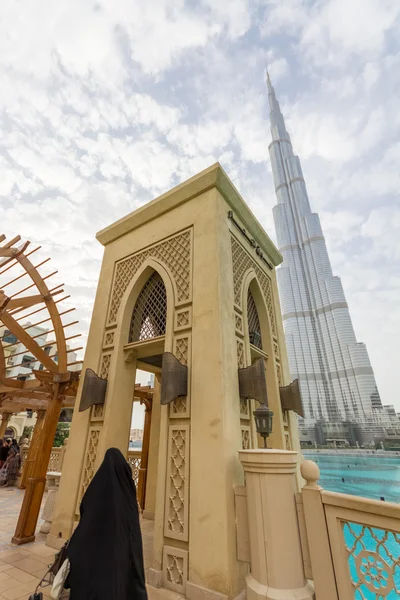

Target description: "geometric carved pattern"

left=129, top=272, right=167, bottom=342
left=343, top=522, right=400, bottom=599
left=231, top=235, right=276, bottom=336
left=108, top=230, right=192, bottom=323
left=92, top=353, right=111, bottom=420
left=165, top=426, right=189, bottom=541
left=175, top=309, right=190, bottom=330
left=80, top=429, right=100, bottom=500
left=237, top=338, right=245, bottom=369
left=167, top=554, right=184, bottom=587
left=126, top=452, right=141, bottom=487
left=235, top=313, right=243, bottom=333
left=99, top=354, right=111, bottom=379
left=92, top=403, right=104, bottom=420
left=276, top=362, right=282, bottom=386
left=170, top=335, right=190, bottom=416
left=240, top=398, right=250, bottom=419
left=174, top=337, right=189, bottom=365
left=48, top=449, right=62, bottom=472
left=104, top=331, right=114, bottom=347
left=241, top=426, right=251, bottom=449
left=163, top=546, right=188, bottom=595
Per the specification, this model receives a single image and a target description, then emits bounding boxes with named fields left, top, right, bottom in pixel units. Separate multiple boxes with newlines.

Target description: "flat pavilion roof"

left=96, top=163, right=282, bottom=267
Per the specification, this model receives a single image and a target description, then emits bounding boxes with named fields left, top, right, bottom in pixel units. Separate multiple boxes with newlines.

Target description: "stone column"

left=239, top=450, right=314, bottom=600
left=0, top=412, right=12, bottom=439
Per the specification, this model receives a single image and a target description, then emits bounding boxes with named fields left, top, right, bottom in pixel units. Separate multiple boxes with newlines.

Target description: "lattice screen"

left=247, top=289, right=262, bottom=349
left=129, top=272, right=167, bottom=342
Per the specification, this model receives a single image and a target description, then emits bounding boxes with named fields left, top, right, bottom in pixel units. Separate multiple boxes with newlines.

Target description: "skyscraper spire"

left=268, top=77, right=383, bottom=445
left=266, top=72, right=290, bottom=143
left=266, top=70, right=274, bottom=98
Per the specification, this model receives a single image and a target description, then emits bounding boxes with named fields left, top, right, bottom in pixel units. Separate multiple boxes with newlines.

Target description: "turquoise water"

left=305, top=453, right=400, bottom=503
left=305, top=453, right=400, bottom=598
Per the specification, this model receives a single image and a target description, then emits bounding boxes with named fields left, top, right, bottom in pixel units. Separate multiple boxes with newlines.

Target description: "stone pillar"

left=143, top=374, right=161, bottom=519
left=239, top=450, right=314, bottom=600
left=0, top=412, right=12, bottom=439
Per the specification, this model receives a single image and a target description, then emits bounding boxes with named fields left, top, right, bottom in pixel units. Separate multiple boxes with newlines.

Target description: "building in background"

left=0, top=324, right=77, bottom=439
left=267, top=75, right=398, bottom=446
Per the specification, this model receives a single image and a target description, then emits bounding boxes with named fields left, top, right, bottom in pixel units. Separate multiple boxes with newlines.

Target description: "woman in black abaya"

left=66, top=447, right=148, bottom=600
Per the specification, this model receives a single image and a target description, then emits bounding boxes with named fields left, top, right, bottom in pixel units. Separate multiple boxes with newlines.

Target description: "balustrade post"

left=239, top=449, right=314, bottom=600
left=300, top=460, right=338, bottom=600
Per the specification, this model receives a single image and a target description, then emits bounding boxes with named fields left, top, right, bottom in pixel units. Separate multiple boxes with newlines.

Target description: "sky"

left=0, top=0, right=399, bottom=429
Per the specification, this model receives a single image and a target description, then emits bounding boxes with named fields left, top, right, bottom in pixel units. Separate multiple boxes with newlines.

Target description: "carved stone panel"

left=78, top=427, right=101, bottom=506
left=164, top=424, right=190, bottom=542
left=108, top=229, right=192, bottom=324
left=170, top=334, right=191, bottom=418
left=163, top=546, right=188, bottom=595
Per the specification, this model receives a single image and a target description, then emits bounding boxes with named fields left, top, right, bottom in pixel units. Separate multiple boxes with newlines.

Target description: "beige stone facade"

left=49, top=163, right=301, bottom=600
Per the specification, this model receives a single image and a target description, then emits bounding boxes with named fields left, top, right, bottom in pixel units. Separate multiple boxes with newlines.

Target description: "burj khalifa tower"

left=267, top=74, right=382, bottom=441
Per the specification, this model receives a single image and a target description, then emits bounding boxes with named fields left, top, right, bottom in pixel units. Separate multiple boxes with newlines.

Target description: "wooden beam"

left=0, top=411, right=13, bottom=438
left=18, top=253, right=68, bottom=372
left=0, top=241, right=30, bottom=269
left=0, top=311, right=58, bottom=373
left=0, top=378, right=24, bottom=389
left=20, top=409, right=46, bottom=489
left=1, top=396, right=75, bottom=412
left=0, top=235, right=21, bottom=249
left=13, top=384, right=64, bottom=544
left=6, top=294, right=46, bottom=310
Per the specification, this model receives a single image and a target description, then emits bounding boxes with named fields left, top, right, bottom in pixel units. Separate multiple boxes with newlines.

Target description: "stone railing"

left=299, top=460, right=400, bottom=600
left=127, top=449, right=142, bottom=486
left=20, top=440, right=68, bottom=479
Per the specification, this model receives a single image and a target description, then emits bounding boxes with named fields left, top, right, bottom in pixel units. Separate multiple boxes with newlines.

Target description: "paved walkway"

left=0, top=487, right=182, bottom=600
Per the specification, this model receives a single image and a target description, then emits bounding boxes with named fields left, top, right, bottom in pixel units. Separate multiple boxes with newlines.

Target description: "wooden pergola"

left=0, top=233, right=81, bottom=544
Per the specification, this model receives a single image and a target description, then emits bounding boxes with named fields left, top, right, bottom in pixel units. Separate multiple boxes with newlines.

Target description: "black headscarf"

left=67, top=448, right=148, bottom=600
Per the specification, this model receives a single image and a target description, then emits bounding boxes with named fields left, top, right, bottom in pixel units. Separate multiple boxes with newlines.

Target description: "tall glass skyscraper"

left=267, top=74, right=383, bottom=442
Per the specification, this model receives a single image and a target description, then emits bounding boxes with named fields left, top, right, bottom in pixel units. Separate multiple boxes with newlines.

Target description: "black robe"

left=67, top=448, right=148, bottom=600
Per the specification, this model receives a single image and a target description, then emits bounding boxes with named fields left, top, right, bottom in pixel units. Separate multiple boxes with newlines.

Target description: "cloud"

left=0, top=0, right=399, bottom=412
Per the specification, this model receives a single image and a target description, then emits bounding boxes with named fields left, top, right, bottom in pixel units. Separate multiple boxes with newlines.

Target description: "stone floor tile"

left=26, top=544, right=55, bottom=558
left=0, top=555, right=28, bottom=566
left=3, top=568, right=36, bottom=584
left=7, top=559, right=45, bottom=576
left=31, top=567, right=50, bottom=580
left=0, top=578, right=21, bottom=594
left=2, top=582, right=40, bottom=600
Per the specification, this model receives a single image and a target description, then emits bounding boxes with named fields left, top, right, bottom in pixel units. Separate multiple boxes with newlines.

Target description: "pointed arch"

left=241, top=268, right=285, bottom=449
left=110, top=257, right=176, bottom=354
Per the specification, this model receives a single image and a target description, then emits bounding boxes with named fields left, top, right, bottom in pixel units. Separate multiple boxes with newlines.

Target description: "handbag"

left=50, top=541, right=69, bottom=576
left=51, top=558, right=70, bottom=599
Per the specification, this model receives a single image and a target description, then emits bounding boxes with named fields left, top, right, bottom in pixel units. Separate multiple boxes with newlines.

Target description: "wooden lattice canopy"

left=0, top=234, right=81, bottom=413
